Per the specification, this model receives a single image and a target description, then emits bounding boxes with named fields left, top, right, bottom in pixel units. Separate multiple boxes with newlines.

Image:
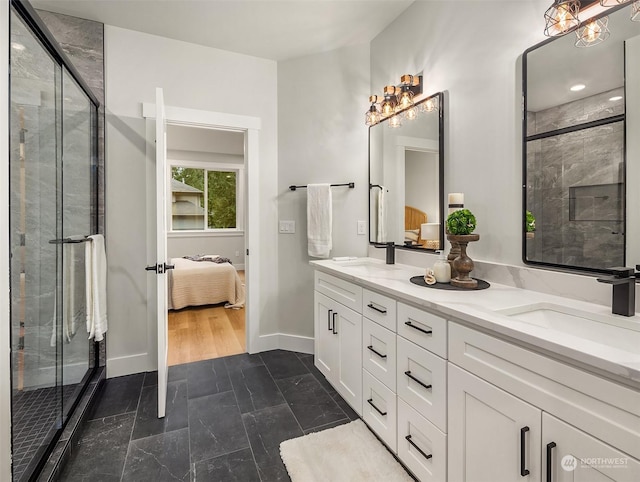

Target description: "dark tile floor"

left=58, top=350, right=359, bottom=481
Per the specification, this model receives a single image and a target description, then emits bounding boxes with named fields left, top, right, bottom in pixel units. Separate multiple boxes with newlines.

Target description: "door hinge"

left=246, top=249, right=249, bottom=256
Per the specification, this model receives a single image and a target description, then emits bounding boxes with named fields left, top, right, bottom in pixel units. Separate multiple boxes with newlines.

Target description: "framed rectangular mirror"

left=369, top=92, right=444, bottom=251
left=523, top=3, right=639, bottom=273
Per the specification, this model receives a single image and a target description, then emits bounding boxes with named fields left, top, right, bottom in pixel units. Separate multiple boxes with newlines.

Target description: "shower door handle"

left=145, top=263, right=175, bottom=274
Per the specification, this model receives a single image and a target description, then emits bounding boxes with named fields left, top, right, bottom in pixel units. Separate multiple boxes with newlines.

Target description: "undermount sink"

left=332, top=258, right=406, bottom=276
left=496, top=302, right=640, bottom=353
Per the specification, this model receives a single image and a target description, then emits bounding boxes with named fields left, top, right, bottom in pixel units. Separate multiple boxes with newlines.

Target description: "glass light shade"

left=398, top=88, right=414, bottom=110
left=575, top=16, right=610, bottom=47
left=404, top=106, right=418, bottom=121
left=421, top=97, right=438, bottom=112
left=632, top=1, right=640, bottom=21
left=381, top=97, right=395, bottom=117
left=388, top=115, right=402, bottom=128
left=365, top=109, right=380, bottom=126
left=544, top=0, right=580, bottom=37
left=599, top=0, right=626, bottom=6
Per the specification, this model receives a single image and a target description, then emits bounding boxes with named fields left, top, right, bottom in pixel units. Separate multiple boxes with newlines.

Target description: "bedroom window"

left=170, top=165, right=243, bottom=232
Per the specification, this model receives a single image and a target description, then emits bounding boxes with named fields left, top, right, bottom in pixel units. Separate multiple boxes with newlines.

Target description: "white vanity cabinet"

left=314, top=272, right=363, bottom=415
left=448, top=322, right=640, bottom=482
left=312, top=262, right=640, bottom=482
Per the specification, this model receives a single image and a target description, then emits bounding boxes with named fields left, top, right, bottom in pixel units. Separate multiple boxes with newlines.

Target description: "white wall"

left=167, top=234, right=245, bottom=269
left=371, top=0, right=548, bottom=266
left=0, top=1, right=12, bottom=478
left=105, top=25, right=278, bottom=376
left=277, top=43, right=370, bottom=340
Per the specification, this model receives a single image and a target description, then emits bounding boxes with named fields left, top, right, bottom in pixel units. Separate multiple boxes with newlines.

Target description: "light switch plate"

left=279, top=220, right=296, bottom=234
left=357, top=220, right=367, bottom=235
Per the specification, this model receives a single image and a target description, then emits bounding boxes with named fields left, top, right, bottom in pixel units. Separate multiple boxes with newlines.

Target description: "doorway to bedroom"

left=164, top=124, right=247, bottom=365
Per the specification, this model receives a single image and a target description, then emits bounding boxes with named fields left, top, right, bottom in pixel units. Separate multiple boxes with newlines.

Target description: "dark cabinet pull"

left=367, top=303, right=387, bottom=314
left=367, top=398, right=387, bottom=416
left=367, top=345, right=387, bottom=359
left=332, top=312, right=338, bottom=335
left=327, top=309, right=333, bottom=331
left=404, top=371, right=432, bottom=390
left=405, top=435, right=432, bottom=460
left=404, top=321, right=433, bottom=335
left=520, top=426, right=530, bottom=476
left=546, top=442, right=556, bottom=482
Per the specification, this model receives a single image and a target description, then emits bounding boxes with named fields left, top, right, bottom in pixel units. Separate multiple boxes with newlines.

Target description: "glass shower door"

left=60, top=68, right=95, bottom=418
left=10, top=9, right=63, bottom=481
left=10, top=7, right=98, bottom=481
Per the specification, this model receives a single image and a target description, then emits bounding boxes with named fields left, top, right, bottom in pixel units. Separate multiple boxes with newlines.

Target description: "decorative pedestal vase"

left=526, top=232, right=535, bottom=239
left=447, top=237, right=461, bottom=279
left=447, top=234, right=480, bottom=289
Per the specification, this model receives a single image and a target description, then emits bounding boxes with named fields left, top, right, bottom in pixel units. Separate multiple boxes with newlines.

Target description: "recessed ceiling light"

left=570, top=84, right=586, bottom=92
left=11, top=42, right=25, bottom=51
left=609, top=96, right=623, bottom=102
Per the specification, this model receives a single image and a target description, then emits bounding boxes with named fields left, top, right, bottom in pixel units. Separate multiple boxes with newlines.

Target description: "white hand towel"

left=307, top=183, right=332, bottom=258
left=85, top=234, right=108, bottom=342
left=377, top=187, right=386, bottom=243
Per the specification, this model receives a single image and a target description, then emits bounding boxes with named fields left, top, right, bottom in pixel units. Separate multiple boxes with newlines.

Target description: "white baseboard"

left=257, top=333, right=314, bottom=355
left=106, top=335, right=313, bottom=377
left=107, top=353, right=152, bottom=378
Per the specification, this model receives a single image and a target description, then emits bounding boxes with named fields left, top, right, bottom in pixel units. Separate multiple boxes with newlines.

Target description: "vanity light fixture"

left=388, top=114, right=402, bottom=128
left=632, top=0, right=640, bottom=21
left=365, top=96, right=382, bottom=127
left=364, top=74, right=423, bottom=126
left=544, top=0, right=581, bottom=37
left=575, top=16, right=610, bottom=46
left=380, top=86, right=398, bottom=117
left=570, top=83, right=586, bottom=91
left=421, top=96, right=439, bottom=113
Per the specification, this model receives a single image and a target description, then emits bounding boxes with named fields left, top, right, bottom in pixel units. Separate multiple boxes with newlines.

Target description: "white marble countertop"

left=310, top=258, right=640, bottom=388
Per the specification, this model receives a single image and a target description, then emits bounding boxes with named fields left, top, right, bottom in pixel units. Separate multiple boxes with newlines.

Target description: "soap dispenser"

left=433, top=251, right=451, bottom=283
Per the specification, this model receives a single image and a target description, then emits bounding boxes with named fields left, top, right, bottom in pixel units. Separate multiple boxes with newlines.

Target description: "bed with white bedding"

left=168, top=255, right=245, bottom=310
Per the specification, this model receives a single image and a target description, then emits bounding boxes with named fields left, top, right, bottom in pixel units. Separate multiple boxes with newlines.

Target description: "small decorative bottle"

left=433, top=251, right=451, bottom=283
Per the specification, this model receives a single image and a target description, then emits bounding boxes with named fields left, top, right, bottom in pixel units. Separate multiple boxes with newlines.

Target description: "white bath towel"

left=85, top=234, right=108, bottom=342
left=376, top=187, right=386, bottom=243
left=307, top=184, right=332, bottom=258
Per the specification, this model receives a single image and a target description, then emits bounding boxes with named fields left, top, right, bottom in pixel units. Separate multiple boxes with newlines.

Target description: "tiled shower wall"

left=36, top=9, right=106, bottom=366
left=526, top=88, right=625, bottom=269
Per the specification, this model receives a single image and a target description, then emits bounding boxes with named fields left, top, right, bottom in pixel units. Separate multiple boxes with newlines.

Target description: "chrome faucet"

left=374, top=242, right=395, bottom=264
left=596, top=266, right=639, bottom=317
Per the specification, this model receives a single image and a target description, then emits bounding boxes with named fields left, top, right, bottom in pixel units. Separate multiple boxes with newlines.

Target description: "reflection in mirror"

left=523, top=3, right=639, bottom=272
left=369, top=93, right=444, bottom=251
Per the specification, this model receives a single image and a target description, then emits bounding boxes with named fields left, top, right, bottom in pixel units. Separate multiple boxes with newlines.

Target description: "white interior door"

left=154, top=87, right=169, bottom=418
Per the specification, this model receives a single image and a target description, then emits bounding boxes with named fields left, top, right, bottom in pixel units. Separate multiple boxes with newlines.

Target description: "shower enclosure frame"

left=9, top=0, right=101, bottom=480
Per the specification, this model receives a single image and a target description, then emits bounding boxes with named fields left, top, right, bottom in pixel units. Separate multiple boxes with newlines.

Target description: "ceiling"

left=30, top=0, right=414, bottom=61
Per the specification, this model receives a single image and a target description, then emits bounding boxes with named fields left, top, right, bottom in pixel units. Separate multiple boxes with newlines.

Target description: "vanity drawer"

left=362, top=289, right=396, bottom=331
left=397, top=397, right=447, bottom=482
left=362, top=318, right=396, bottom=391
left=397, top=336, right=447, bottom=433
left=315, top=271, right=362, bottom=313
left=363, top=369, right=397, bottom=453
left=397, top=302, right=447, bottom=358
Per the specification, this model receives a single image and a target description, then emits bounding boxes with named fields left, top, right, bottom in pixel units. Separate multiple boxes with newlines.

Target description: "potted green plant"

left=446, top=208, right=476, bottom=235
left=446, top=209, right=479, bottom=289
left=526, top=210, right=536, bottom=238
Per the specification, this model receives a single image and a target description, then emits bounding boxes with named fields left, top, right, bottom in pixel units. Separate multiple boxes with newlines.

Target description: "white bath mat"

left=280, top=420, right=413, bottom=482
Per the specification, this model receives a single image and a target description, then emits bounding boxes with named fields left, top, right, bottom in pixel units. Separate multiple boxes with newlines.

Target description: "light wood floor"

left=167, top=271, right=246, bottom=366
